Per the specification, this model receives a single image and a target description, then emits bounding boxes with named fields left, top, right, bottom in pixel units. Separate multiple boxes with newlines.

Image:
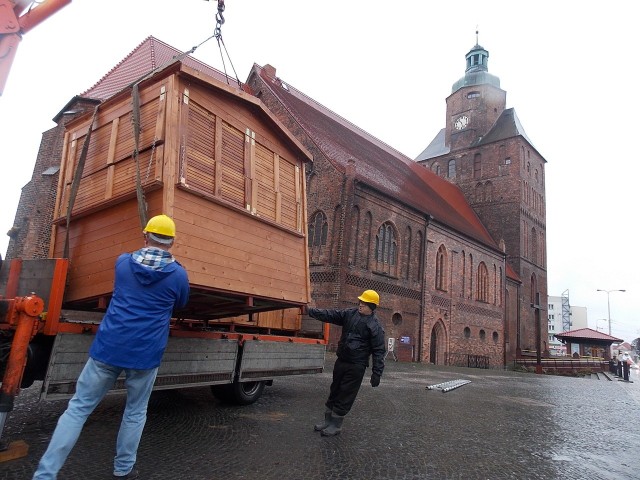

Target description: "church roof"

left=250, top=64, right=501, bottom=253
left=451, top=43, right=501, bottom=93
left=555, top=328, right=623, bottom=343
left=477, top=108, right=541, bottom=156
left=415, top=128, right=449, bottom=161
left=415, top=108, right=541, bottom=162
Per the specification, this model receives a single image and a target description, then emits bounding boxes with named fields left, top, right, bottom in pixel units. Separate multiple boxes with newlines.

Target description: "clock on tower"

left=454, top=115, right=469, bottom=130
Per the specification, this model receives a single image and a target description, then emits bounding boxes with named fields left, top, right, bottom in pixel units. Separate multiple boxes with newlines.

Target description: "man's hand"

left=370, top=373, right=380, bottom=387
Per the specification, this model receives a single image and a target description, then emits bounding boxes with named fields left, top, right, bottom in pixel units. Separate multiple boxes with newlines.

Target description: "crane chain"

left=214, top=0, right=225, bottom=39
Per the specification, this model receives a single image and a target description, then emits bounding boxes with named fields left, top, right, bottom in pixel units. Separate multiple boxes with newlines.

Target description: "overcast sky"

left=1, top=1, right=638, bottom=343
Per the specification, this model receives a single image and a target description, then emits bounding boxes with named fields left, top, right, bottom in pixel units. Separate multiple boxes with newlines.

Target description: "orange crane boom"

left=0, top=0, right=71, bottom=96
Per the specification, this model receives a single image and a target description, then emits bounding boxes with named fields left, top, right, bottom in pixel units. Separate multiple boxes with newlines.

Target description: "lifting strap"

left=131, top=83, right=148, bottom=229
left=63, top=103, right=100, bottom=259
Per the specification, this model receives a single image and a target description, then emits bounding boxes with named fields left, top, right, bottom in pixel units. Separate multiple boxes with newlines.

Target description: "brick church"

left=5, top=37, right=548, bottom=367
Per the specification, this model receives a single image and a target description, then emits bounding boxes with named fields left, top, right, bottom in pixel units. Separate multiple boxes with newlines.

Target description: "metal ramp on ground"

left=426, top=379, right=471, bottom=392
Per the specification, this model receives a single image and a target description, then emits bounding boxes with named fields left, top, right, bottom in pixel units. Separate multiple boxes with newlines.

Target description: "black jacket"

left=308, top=307, right=385, bottom=376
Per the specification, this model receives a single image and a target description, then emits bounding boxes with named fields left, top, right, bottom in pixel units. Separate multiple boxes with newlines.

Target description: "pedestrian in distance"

left=621, top=351, right=632, bottom=382
left=610, top=355, right=617, bottom=375
left=617, top=351, right=623, bottom=377
left=303, top=289, right=386, bottom=436
left=33, top=214, right=190, bottom=480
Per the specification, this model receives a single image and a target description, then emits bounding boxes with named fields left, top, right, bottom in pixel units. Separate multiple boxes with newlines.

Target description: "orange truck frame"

left=0, top=257, right=327, bottom=459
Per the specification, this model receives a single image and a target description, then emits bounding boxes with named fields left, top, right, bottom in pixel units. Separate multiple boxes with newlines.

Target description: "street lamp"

left=596, top=289, right=626, bottom=336
left=595, top=319, right=608, bottom=332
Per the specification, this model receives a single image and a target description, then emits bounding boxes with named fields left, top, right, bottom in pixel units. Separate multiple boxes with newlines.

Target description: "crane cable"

left=212, top=0, right=242, bottom=87
left=129, top=0, right=241, bottom=229
left=62, top=2, right=244, bottom=248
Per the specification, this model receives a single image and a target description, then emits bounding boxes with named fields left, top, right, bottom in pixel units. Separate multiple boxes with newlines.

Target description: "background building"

left=416, top=42, right=548, bottom=360
left=548, top=292, right=588, bottom=356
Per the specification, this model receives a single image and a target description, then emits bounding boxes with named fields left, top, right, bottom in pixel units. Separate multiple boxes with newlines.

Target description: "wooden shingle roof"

left=555, top=328, right=623, bottom=343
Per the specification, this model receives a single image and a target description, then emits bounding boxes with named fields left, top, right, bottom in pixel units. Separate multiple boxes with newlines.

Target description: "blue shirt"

left=89, top=250, right=190, bottom=369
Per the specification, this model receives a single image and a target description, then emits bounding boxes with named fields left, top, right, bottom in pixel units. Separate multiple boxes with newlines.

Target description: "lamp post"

left=596, top=289, right=626, bottom=336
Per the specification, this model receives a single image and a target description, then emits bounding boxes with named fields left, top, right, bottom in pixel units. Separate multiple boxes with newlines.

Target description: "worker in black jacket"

left=305, top=290, right=386, bottom=436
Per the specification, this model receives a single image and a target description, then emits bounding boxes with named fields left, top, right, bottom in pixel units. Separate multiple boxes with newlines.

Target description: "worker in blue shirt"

left=33, top=215, right=190, bottom=480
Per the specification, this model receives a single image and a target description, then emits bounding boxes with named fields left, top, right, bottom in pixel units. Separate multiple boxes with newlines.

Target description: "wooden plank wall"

left=222, top=308, right=301, bottom=331
left=173, top=188, right=308, bottom=303
left=51, top=194, right=163, bottom=302
left=171, top=75, right=309, bottom=303
left=55, top=79, right=168, bottom=221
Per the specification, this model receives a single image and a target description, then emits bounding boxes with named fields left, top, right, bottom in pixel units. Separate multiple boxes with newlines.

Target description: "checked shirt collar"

left=132, top=247, right=175, bottom=270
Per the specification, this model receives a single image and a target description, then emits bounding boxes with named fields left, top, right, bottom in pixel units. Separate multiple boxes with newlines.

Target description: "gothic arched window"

left=531, top=227, right=538, bottom=264
left=477, top=262, right=489, bottom=302
left=474, top=154, right=482, bottom=179
left=404, top=226, right=412, bottom=280
left=435, top=245, right=448, bottom=291
left=448, top=159, right=456, bottom=178
left=375, top=222, right=398, bottom=275
left=308, top=210, right=328, bottom=263
left=415, top=231, right=424, bottom=282
left=484, top=181, right=494, bottom=202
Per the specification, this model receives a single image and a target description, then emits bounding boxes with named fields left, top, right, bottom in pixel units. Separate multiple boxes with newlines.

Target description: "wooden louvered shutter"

left=185, top=102, right=215, bottom=194
left=220, top=121, right=246, bottom=208
left=278, top=156, right=300, bottom=230
left=254, top=142, right=277, bottom=221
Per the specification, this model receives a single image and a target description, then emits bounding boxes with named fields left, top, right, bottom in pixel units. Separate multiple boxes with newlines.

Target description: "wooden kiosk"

left=51, top=62, right=313, bottom=331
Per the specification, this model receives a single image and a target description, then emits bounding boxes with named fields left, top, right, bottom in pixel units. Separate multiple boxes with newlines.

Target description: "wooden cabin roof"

left=555, top=328, right=623, bottom=343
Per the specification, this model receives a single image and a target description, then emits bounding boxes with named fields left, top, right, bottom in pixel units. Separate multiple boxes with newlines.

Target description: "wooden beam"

left=0, top=440, right=29, bottom=463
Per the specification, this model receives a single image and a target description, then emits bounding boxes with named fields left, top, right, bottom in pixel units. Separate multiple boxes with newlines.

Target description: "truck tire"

left=210, top=380, right=265, bottom=406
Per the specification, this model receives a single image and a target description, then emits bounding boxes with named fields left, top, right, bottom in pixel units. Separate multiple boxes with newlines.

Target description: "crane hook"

left=214, top=0, right=225, bottom=39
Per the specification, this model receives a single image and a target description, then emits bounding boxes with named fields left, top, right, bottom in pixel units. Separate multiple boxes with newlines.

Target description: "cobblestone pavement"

left=2, top=360, right=639, bottom=480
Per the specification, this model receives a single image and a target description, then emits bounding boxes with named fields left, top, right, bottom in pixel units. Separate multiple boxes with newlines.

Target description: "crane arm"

left=0, top=0, right=71, bottom=96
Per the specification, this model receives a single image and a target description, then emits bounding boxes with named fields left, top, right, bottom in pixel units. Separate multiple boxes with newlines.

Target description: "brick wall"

left=247, top=69, right=518, bottom=367
left=5, top=100, right=97, bottom=263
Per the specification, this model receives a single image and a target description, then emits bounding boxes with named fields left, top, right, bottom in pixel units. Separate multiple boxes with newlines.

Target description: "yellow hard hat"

left=143, top=214, right=176, bottom=242
left=358, top=289, right=380, bottom=306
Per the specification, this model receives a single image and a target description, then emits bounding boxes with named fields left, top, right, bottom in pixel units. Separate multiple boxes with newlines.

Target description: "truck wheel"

left=232, top=381, right=265, bottom=405
left=210, top=381, right=265, bottom=405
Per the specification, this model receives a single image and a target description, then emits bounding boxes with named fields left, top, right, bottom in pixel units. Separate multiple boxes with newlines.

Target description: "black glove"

left=370, top=373, right=380, bottom=387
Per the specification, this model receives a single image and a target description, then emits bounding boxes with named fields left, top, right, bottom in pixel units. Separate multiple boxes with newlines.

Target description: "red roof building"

left=555, top=328, right=623, bottom=360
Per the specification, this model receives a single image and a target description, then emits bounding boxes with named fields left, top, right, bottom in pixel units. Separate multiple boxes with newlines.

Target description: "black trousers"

left=325, top=358, right=366, bottom=416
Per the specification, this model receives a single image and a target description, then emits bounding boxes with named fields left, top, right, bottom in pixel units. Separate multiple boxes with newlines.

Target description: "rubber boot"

left=320, top=413, right=345, bottom=436
left=314, top=408, right=333, bottom=431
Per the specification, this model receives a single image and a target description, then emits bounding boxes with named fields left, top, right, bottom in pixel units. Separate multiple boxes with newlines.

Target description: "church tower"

left=416, top=40, right=548, bottom=360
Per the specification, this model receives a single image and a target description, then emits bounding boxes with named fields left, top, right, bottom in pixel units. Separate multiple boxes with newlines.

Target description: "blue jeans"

left=33, top=357, right=158, bottom=479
